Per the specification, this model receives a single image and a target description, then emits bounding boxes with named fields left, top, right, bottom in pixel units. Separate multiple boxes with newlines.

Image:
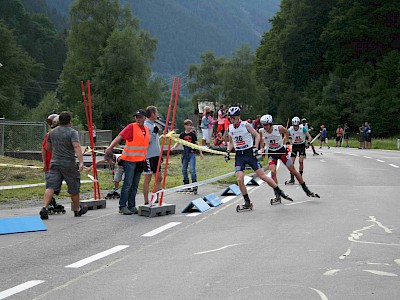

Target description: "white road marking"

left=0, top=280, right=44, bottom=299
left=308, top=287, right=329, bottom=300
left=363, top=270, right=398, bottom=277
left=376, top=159, right=385, bottom=162
left=363, top=156, right=372, bottom=159
left=320, top=160, right=326, bottom=162
left=389, top=164, right=399, bottom=168
left=395, top=259, right=400, bottom=267
left=142, top=222, right=181, bottom=237
left=187, top=212, right=202, bottom=217
left=284, top=199, right=314, bottom=206
left=323, top=269, right=341, bottom=276
left=65, top=245, right=129, bottom=268
left=221, top=196, right=236, bottom=204
left=368, top=216, right=392, bottom=233
left=194, top=243, right=241, bottom=255
left=367, top=262, right=391, bottom=266
left=339, top=248, right=351, bottom=259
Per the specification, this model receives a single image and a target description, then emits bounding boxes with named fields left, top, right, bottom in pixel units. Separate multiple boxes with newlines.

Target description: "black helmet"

left=301, top=118, right=307, bottom=123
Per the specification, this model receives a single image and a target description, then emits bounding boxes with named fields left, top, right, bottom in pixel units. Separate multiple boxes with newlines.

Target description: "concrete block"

left=138, top=203, right=176, bottom=217
left=71, top=199, right=107, bottom=211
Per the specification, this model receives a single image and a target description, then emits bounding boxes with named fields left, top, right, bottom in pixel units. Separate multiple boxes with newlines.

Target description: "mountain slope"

left=43, top=0, right=280, bottom=74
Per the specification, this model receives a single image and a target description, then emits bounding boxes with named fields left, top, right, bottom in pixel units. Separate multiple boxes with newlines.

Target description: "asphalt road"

left=1, top=147, right=399, bottom=300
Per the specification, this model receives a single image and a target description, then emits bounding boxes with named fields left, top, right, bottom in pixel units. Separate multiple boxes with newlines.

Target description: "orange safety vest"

left=121, top=123, right=150, bottom=162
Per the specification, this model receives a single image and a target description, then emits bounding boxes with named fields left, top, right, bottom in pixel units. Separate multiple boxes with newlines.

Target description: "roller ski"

left=301, top=182, right=320, bottom=198
left=271, top=186, right=293, bottom=205
left=285, top=174, right=295, bottom=185
left=236, top=198, right=253, bottom=212
left=105, top=191, right=120, bottom=199
left=177, top=187, right=195, bottom=194
left=48, top=197, right=66, bottom=214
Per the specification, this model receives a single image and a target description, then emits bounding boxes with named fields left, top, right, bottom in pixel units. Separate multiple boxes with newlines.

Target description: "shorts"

left=113, top=165, right=124, bottom=182
left=344, top=134, right=349, bottom=140
left=320, top=135, right=326, bottom=142
left=46, top=164, right=81, bottom=195
left=234, top=149, right=262, bottom=172
left=143, top=156, right=163, bottom=175
left=336, top=136, right=342, bottom=142
left=359, top=135, right=365, bottom=142
left=291, top=143, right=306, bottom=158
left=201, top=128, right=211, bottom=143
left=365, top=135, right=371, bottom=143
left=268, top=147, right=293, bottom=167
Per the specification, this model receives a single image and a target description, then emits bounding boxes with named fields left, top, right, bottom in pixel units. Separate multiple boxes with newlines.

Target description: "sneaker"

left=40, top=207, right=48, bottom=220
left=74, top=205, right=88, bottom=217
left=243, top=199, right=251, bottom=207
left=119, top=206, right=134, bottom=215
left=129, top=207, right=138, bottom=214
left=328, top=146, right=330, bottom=149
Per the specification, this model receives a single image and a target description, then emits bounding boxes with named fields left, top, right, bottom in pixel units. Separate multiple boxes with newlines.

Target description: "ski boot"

left=301, top=182, right=320, bottom=198
left=285, top=174, right=295, bottom=185
left=271, top=186, right=293, bottom=205
left=48, top=197, right=66, bottom=214
left=236, top=195, right=253, bottom=212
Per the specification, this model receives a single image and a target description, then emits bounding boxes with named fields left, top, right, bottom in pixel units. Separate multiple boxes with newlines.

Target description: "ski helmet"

left=47, top=114, right=59, bottom=128
left=260, top=114, right=273, bottom=125
left=292, top=116, right=300, bottom=126
left=227, top=106, right=241, bottom=117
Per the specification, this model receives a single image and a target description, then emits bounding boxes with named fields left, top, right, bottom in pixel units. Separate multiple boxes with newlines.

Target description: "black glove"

left=225, top=151, right=231, bottom=162
left=252, top=147, right=258, bottom=157
left=153, top=126, right=159, bottom=134
left=306, top=142, right=311, bottom=149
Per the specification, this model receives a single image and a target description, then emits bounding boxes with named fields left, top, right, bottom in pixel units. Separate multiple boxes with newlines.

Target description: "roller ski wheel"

left=285, top=178, right=295, bottom=185
left=177, top=188, right=194, bottom=194
left=192, top=187, right=198, bottom=195
left=236, top=202, right=253, bottom=212
left=105, top=191, right=120, bottom=199
left=48, top=205, right=66, bottom=215
left=307, top=193, right=320, bottom=198
left=270, top=197, right=282, bottom=205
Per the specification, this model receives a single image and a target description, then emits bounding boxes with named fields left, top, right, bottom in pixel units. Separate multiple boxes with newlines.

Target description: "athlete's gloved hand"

left=284, top=143, right=291, bottom=153
left=306, top=141, right=311, bottom=149
left=252, top=147, right=258, bottom=157
left=225, top=151, right=231, bottom=162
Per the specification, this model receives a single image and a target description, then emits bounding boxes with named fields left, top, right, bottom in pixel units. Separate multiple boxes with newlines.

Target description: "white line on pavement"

left=65, top=245, right=129, bottom=268
left=364, top=156, right=372, bottom=159
left=389, top=164, right=399, bottom=168
left=187, top=212, right=202, bottom=217
left=376, top=159, right=385, bottom=162
left=194, top=243, right=241, bottom=255
left=221, top=196, right=236, bottom=204
left=0, top=280, right=44, bottom=299
left=142, top=222, right=181, bottom=237
left=363, top=270, right=398, bottom=277
left=284, top=200, right=314, bottom=206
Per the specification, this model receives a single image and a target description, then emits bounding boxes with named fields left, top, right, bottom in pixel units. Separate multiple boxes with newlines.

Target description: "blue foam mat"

left=221, top=184, right=241, bottom=196
left=244, top=175, right=260, bottom=186
left=182, top=198, right=211, bottom=213
left=0, top=216, right=47, bottom=235
left=203, top=193, right=223, bottom=207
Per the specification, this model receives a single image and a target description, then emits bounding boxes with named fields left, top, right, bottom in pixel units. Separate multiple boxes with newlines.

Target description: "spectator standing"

left=319, top=125, right=330, bottom=149
left=40, top=111, right=87, bottom=219
left=92, top=124, right=97, bottom=145
left=363, top=122, right=372, bottom=149
left=217, top=105, right=226, bottom=134
left=142, top=106, right=163, bottom=205
left=343, top=123, right=350, bottom=148
left=358, top=124, right=365, bottom=149
left=335, top=125, right=344, bottom=147
left=171, top=119, right=203, bottom=193
left=105, top=109, right=150, bottom=215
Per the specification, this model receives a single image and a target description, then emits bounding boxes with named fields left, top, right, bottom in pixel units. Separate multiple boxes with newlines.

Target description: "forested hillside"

left=42, top=0, right=280, bottom=75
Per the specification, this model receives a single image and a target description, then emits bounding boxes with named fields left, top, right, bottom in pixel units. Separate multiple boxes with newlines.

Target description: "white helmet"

left=292, top=116, right=300, bottom=126
left=227, top=106, right=241, bottom=117
left=260, top=114, right=273, bottom=124
left=47, top=114, right=59, bottom=128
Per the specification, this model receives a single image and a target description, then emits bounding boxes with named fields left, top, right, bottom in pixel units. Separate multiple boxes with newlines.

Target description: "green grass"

left=0, top=154, right=241, bottom=202
left=332, top=136, right=399, bottom=150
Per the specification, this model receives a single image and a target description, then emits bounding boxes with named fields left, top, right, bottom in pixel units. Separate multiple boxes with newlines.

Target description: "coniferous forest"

left=0, top=0, right=399, bottom=136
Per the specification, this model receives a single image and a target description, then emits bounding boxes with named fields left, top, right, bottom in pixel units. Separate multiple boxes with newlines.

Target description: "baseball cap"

left=134, top=109, right=146, bottom=117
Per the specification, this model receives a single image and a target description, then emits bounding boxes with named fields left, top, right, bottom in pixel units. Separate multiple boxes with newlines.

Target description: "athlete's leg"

left=268, top=158, right=278, bottom=184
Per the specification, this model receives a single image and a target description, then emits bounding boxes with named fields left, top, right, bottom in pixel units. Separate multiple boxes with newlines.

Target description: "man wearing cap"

left=105, top=109, right=150, bottom=215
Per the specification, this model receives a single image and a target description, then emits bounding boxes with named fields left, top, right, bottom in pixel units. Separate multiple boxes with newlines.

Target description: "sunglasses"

left=262, top=123, right=270, bottom=127
left=229, top=116, right=238, bottom=120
